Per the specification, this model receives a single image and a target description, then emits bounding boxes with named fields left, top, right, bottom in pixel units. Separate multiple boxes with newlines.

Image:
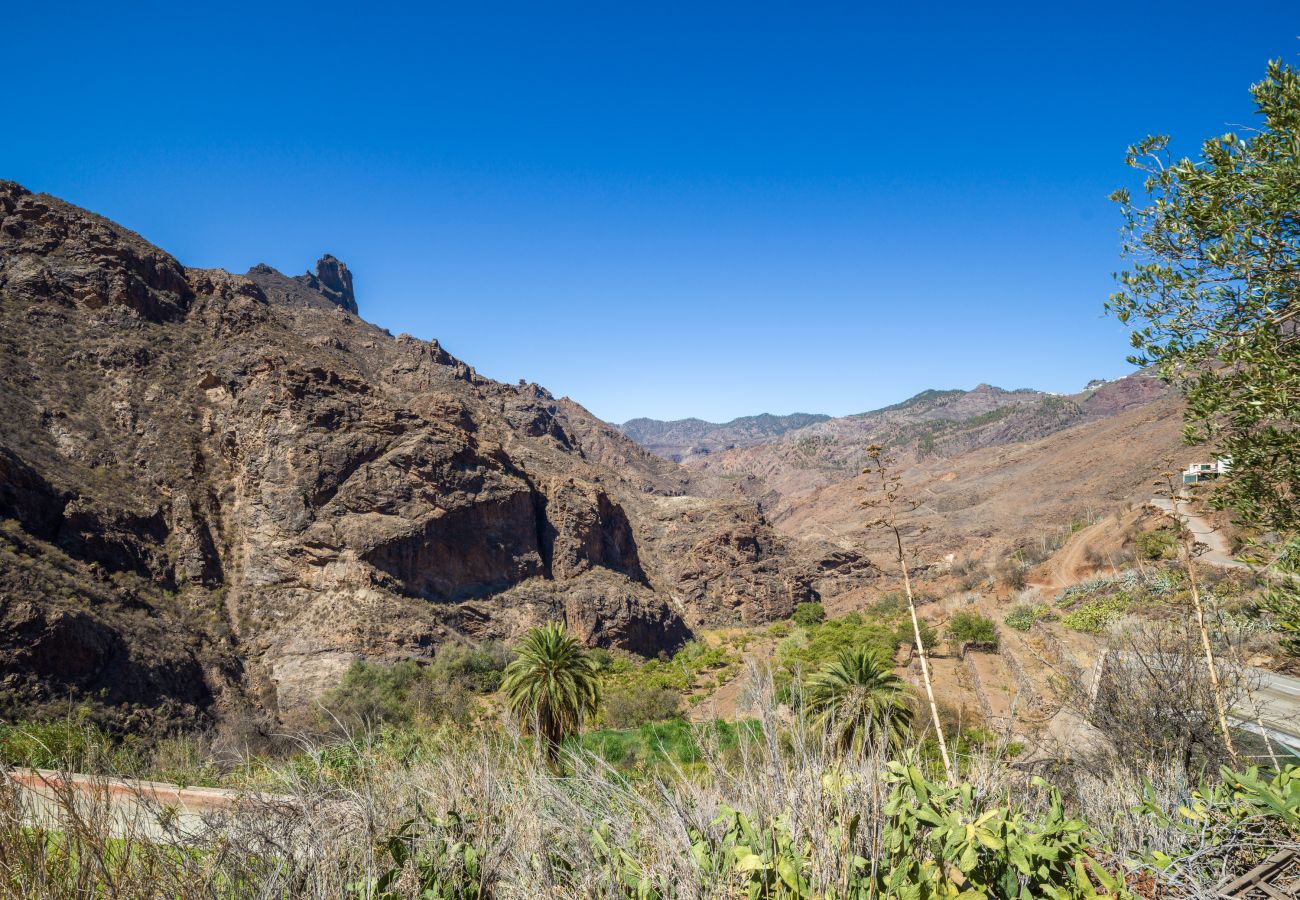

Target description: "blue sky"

left=4, top=3, right=1296, bottom=423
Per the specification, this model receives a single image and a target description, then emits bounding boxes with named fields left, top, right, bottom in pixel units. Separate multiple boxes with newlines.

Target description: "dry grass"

left=2, top=670, right=1296, bottom=898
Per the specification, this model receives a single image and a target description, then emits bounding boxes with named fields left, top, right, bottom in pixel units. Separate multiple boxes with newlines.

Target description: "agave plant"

left=502, top=622, right=601, bottom=762
left=805, top=647, right=912, bottom=755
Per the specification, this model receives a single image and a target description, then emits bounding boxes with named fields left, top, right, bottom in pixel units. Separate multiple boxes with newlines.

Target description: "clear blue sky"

left=4, top=2, right=1296, bottom=423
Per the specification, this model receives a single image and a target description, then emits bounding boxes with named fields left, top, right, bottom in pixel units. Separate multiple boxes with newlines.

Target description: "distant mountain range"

left=623, top=374, right=1183, bottom=563
left=618, top=412, right=830, bottom=462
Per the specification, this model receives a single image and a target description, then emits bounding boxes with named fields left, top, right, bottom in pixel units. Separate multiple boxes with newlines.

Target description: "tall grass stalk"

left=862, top=444, right=955, bottom=785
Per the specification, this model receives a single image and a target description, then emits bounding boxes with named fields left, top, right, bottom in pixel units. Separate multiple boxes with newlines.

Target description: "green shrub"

left=791, top=602, right=826, bottom=627
left=892, top=618, right=938, bottom=652
left=945, top=611, right=999, bottom=648
left=320, top=641, right=511, bottom=730
left=321, top=660, right=427, bottom=727
left=871, top=592, right=906, bottom=617
left=602, top=684, right=682, bottom=728
left=0, top=710, right=134, bottom=771
left=1004, top=603, right=1048, bottom=632
left=425, top=641, right=510, bottom=693
left=598, top=641, right=741, bottom=711
left=1135, top=528, right=1178, bottom=560
left=775, top=615, right=895, bottom=678
left=765, top=620, right=794, bottom=639
left=1061, top=595, right=1131, bottom=633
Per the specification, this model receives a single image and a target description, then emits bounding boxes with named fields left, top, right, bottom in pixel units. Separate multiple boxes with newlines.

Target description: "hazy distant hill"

left=676, top=376, right=1171, bottom=504
left=618, top=413, right=830, bottom=462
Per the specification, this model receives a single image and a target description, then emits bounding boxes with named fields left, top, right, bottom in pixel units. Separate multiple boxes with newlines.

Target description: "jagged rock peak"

left=295, top=253, right=357, bottom=314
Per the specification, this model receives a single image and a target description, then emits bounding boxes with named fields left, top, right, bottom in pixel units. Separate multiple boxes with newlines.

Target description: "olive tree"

left=1107, top=60, right=1300, bottom=534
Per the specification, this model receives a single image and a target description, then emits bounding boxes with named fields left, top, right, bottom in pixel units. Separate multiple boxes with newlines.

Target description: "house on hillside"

left=1182, top=457, right=1232, bottom=485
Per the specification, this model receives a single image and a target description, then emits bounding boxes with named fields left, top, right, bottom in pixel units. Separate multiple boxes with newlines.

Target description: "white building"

left=1182, top=456, right=1231, bottom=485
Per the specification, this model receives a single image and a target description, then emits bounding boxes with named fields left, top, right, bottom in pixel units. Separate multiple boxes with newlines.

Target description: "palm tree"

left=805, top=647, right=913, bottom=755
left=502, top=622, right=601, bottom=762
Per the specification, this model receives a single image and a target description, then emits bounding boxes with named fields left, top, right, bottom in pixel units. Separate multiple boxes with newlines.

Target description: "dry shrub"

left=1, top=664, right=1292, bottom=898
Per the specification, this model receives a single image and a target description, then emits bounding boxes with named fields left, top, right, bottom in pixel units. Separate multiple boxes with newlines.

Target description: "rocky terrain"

left=776, top=390, right=1189, bottom=567
left=0, top=182, right=876, bottom=728
left=618, top=413, right=830, bottom=463
left=678, top=376, right=1173, bottom=505
left=622, top=375, right=1184, bottom=567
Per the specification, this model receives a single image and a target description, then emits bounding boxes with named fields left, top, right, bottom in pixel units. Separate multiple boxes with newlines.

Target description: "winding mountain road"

left=1147, top=497, right=1246, bottom=570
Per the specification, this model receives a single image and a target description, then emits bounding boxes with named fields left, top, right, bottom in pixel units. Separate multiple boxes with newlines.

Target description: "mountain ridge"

left=617, top=412, right=830, bottom=462
left=0, top=181, right=877, bottom=729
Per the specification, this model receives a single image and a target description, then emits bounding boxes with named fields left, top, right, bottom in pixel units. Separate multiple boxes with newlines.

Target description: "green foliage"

left=1260, top=538, right=1300, bottom=657
left=1136, top=765, right=1300, bottom=879
left=502, top=623, right=601, bottom=760
left=601, top=683, right=682, bottom=728
left=1134, top=528, right=1178, bottom=561
left=599, top=640, right=741, bottom=709
left=690, top=807, right=816, bottom=899
left=892, top=618, right=938, bottom=653
left=590, top=822, right=666, bottom=899
left=350, top=807, right=490, bottom=899
left=775, top=614, right=896, bottom=683
left=0, top=709, right=134, bottom=771
left=322, top=660, right=428, bottom=727
left=791, top=602, right=826, bottom=627
left=581, top=719, right=760, bottom=770
left=1108, top=60, right=1300, bottom=533
left=1004, top=603, right=1048, bottom=632
left=320, top=641, right=509, bottom=731
left=805, top=648, right=913, bottom=753
left=671, top=764, right=1127, bottom=899
left=879, top=762, right=1128, bottom=899
left=945, top=611, right=999, bottom=648
left=1061, top=596, right=1131, bottom=634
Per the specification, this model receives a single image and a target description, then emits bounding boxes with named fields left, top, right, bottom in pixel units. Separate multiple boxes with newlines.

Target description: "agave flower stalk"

left=863, top=444, right=955, bottom=785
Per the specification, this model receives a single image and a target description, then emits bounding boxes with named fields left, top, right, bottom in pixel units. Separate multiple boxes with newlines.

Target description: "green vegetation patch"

left=1062, top=595, right=1132, bottom=633
left=0, top=710, right=137, bottom=771
left=945, top=611, right=999, bottom=648
left=320, top=642, right=511, bottom=730
left=1135, top=527, right=1179, bottom=560
left=775, top=612, right=897, bottom=681
left=791, top=601, right=826, bottom=627
left=580, top=718, right=760, bottom=769
left=1003, top=603, right=1049, bottom=632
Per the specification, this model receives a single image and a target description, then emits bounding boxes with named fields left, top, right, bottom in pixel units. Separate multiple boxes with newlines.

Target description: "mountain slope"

left=680, top=376, right=1172, bottom=507
left=777, top=391, right=1189, bottom=564
left=0, top=182, right=875, bottom=726
left=618, top=413, right=831, bottom=462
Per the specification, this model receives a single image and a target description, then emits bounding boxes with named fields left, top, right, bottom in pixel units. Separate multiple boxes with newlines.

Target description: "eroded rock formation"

left=0, top=181, right=875, bottom=727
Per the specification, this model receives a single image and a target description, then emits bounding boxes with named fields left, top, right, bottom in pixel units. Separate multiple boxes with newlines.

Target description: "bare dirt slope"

left=775, top=392, right=1190, bottom=567
left=682, top=376, right=1171, bottom=510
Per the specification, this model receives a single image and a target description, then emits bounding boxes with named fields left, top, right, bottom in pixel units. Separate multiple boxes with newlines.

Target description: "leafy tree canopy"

left=1108, top=60, right=1300, bottom=533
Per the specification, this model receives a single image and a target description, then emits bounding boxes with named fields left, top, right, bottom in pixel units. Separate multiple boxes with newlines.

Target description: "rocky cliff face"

left=0, top=181, right=875, bottom=727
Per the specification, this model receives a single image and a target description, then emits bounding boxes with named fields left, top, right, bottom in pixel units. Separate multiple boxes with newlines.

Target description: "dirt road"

left=1148, top=497, right=1246, bottom=570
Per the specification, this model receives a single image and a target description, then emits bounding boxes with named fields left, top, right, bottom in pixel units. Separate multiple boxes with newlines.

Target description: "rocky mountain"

left=678, top=376, right=1172, bottom=509
left=776, top=391, right=1189, bottom=567
left=609, top=374, right=1184, bottom=572
left=0, top=182, right=875, bottom=728
left=618, top=412, right=831, bottom=462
